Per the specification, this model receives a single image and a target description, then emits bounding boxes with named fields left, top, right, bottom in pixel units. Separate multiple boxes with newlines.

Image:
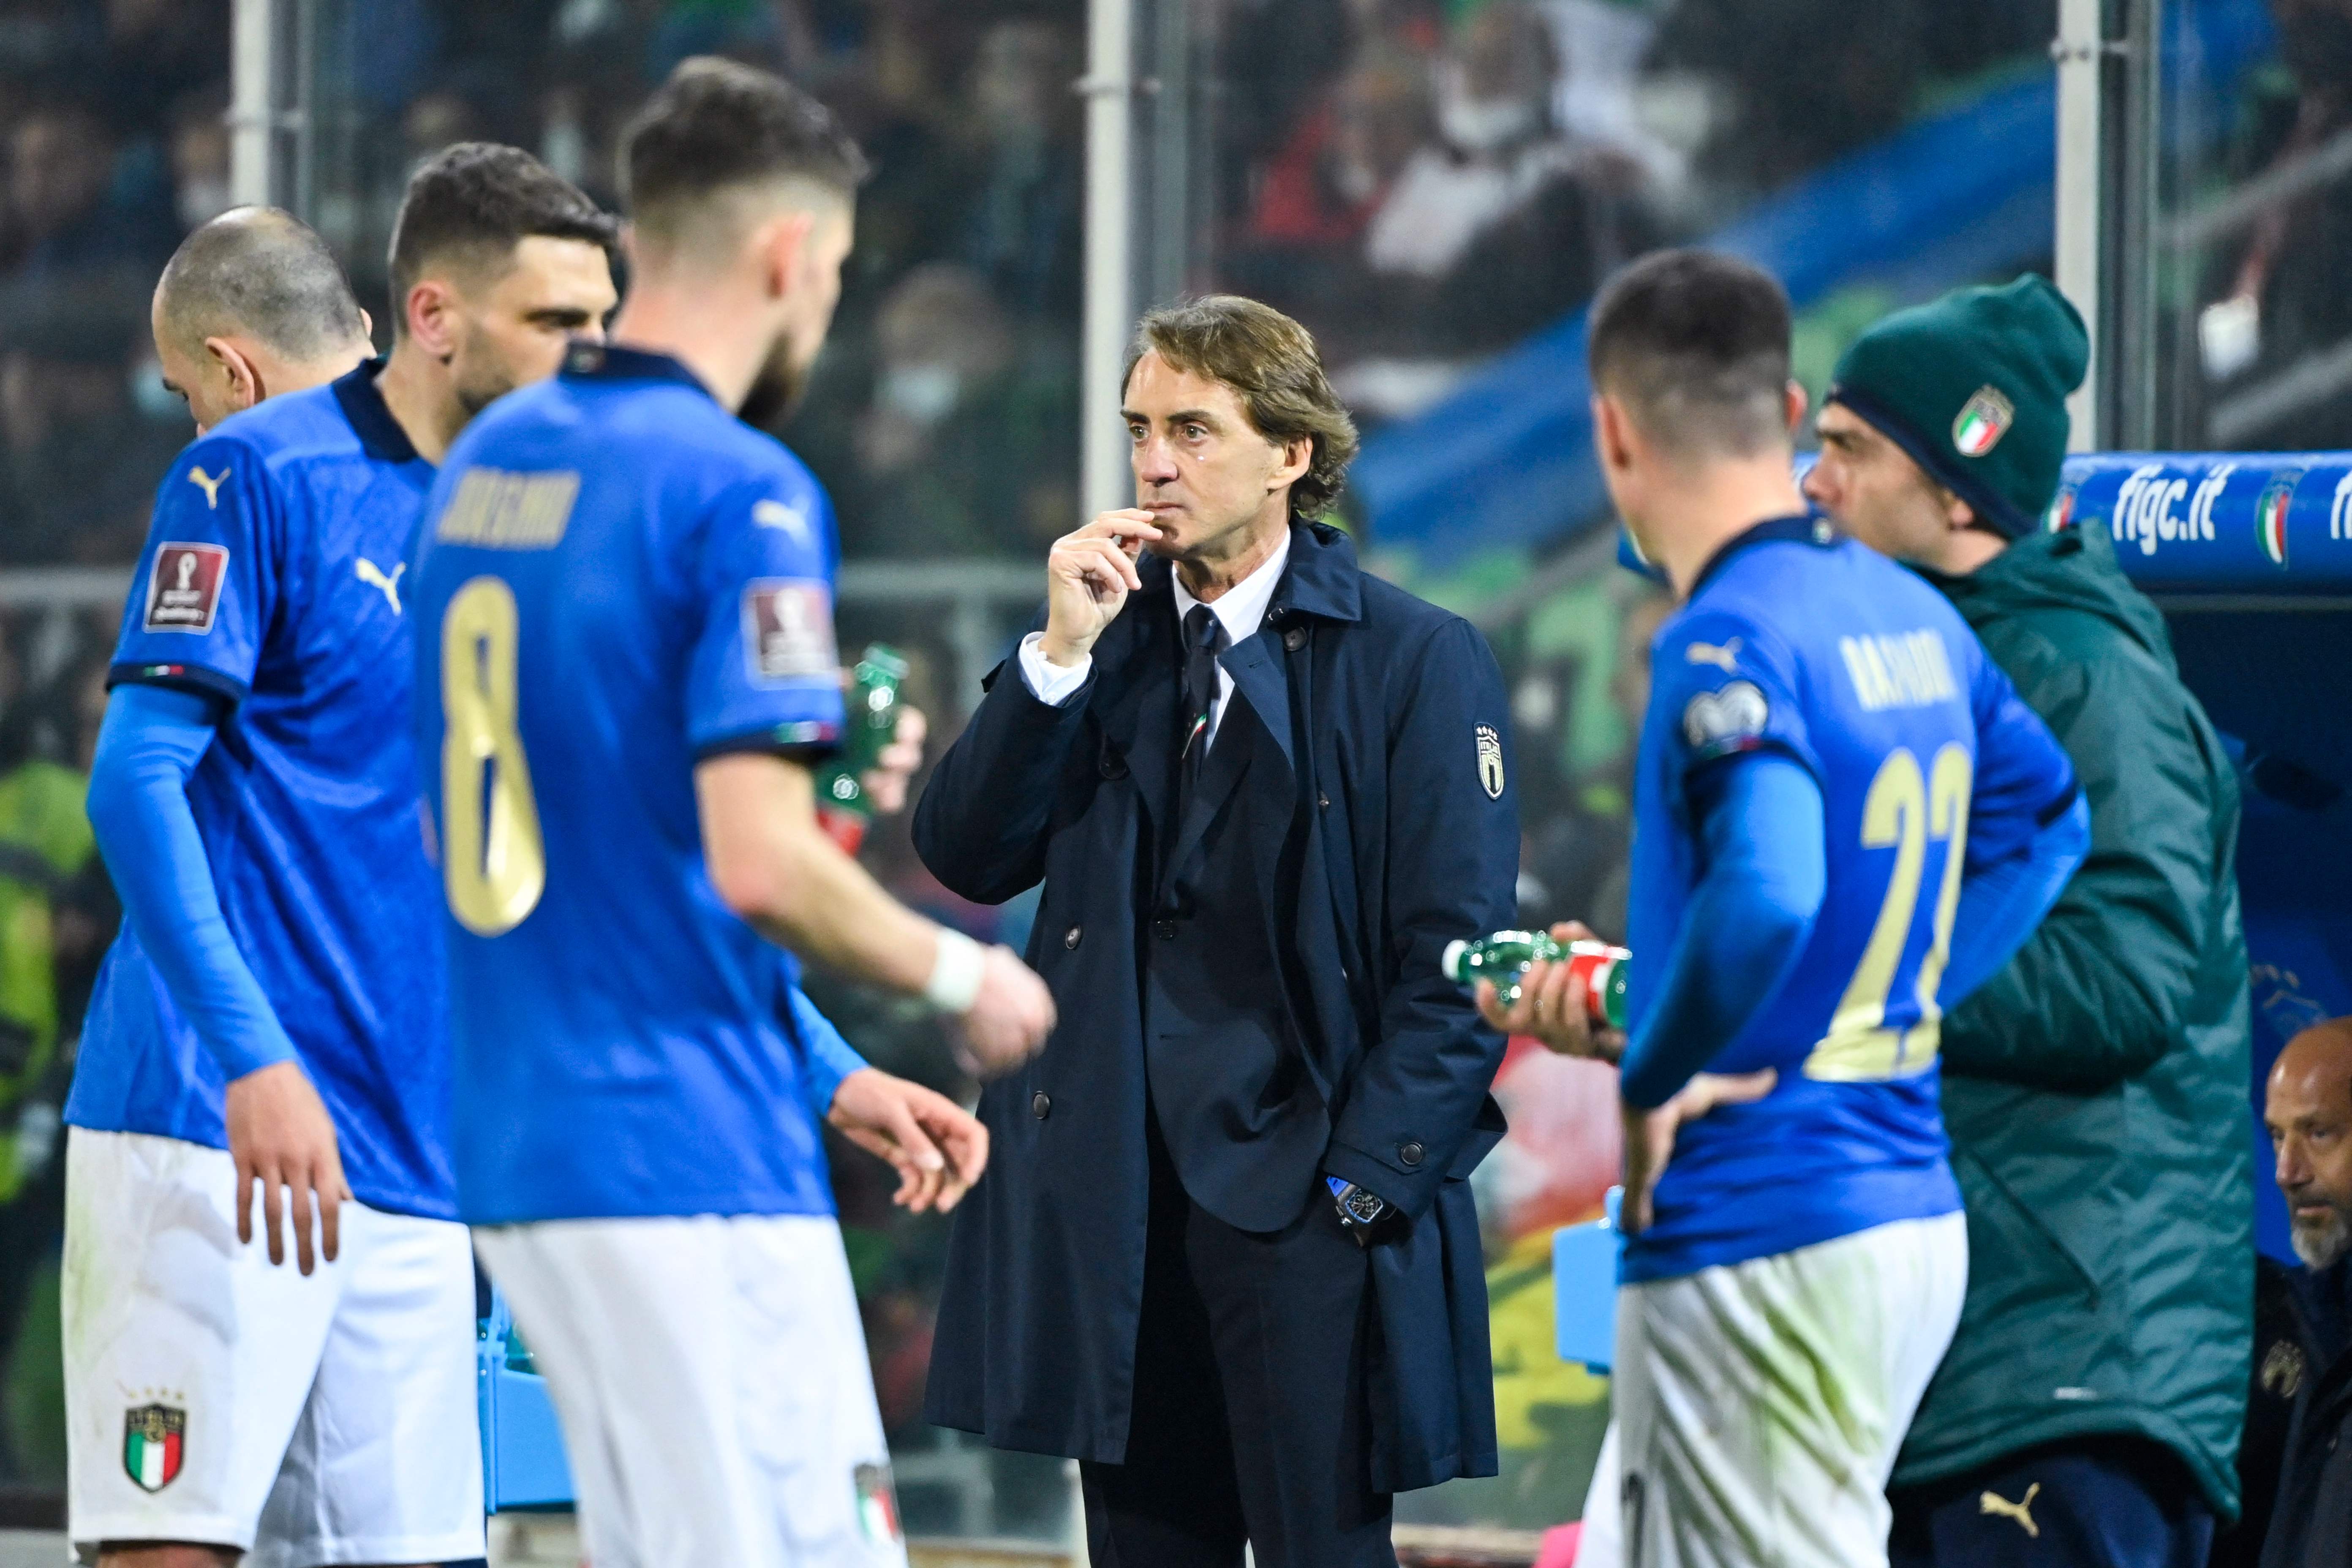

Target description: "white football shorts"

left=62, top=1127, right=485, bottom=1568
left=474, top=1210, right=908, bottom=1568
left=1575, top=1211, right=1968, bottom=1568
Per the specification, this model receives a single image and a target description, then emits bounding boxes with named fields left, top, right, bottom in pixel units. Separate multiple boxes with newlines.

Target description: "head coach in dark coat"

left=912, top=295, right=1520, bottom=1568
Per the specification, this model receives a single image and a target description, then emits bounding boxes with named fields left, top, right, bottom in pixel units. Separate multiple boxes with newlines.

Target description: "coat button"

left=1399, top=1140, right=1425, bottom=1168
left=1283, top=626, right=1308, bottom=652
left=1063, top=925, right=1082, bottom=950
left=1318, top=792, right=1331, bottom=809
left=1032, top=1091, right=1051, bottom=1120
left=1099, top=751, right=1127, bottom=779
left=1154, top=918, right=1178, bottom=940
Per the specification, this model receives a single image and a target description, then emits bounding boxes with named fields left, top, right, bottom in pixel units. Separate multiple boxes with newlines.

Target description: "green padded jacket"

left=1890, top=520, right=2254, bottom=1521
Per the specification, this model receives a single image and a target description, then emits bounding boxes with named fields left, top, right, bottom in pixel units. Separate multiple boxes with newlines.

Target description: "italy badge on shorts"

left=123, top=1403, right=185, bottom=1492
left=855, top=1462, right=902, bottom=1545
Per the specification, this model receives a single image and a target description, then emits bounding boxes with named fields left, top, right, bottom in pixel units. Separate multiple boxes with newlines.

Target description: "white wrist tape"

left=923, top=928, right=987, bottom=1014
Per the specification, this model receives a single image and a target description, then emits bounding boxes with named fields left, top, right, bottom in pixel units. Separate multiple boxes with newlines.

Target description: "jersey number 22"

left=1808, top=742, right=1971, bottom=1082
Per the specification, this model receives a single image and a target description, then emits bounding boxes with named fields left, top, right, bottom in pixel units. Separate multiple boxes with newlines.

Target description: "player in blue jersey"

left=1483, top=252, right=2091, bottom=1568
left=61, top=166, right=621, bottom=1568
left=412, top=60, right=1055, bottom=1568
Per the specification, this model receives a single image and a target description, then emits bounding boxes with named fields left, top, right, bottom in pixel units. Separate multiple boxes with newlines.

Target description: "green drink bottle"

left=815, top=644, right=910, bottom=856
left=1442, top=930, right=1631, bottom=1029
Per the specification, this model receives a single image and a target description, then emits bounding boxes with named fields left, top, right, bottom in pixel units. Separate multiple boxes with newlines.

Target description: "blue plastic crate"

left=1552, top=1186, right=1624, bottom=1374
left=476, top=1292, right=575, bottom=1511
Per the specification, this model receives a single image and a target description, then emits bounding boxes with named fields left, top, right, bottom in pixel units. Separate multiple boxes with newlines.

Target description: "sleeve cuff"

left=214, top=1029, right=299, bottom=1083
left=1017, top=633, right=1092, bottom=707
left=1321, top=1140, right=1440, bottom=1220
left=784, top=986, right=868, bottom=1118
left=692, top=721, right=843, bottom=764
left=109, top=661, right=246, bottom=708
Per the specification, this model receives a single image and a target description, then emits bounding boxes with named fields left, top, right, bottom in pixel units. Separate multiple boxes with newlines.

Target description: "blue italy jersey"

left=67, top=362, right=455, bottom=1219
left=411, top=343, right=848, bottom=1226
left=1623, top=517, right=2077, bottom=1281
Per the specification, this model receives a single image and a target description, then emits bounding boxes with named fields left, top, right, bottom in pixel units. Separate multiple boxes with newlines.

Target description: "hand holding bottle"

left=1462, top=920, right=1628, bottom=1063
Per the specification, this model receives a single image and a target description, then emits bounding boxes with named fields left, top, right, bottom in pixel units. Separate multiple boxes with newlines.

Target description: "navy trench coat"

left=912, top=521, right=1520, bottom=1494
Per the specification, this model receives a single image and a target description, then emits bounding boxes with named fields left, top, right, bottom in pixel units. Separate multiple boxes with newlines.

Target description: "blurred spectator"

left=1353, top=3, right=1661, bottom=357
left=404, top=85, right=494, bottom=169
left=169, top=90, right=233, bottom=233
left=0, top=281, right=178, bottom=565
left=1516, top=589, right=1666, bottom=942
left=2191, top=0, right=2352, bottom=447
left=1648, top=0, right=1927, bottom=199
left=845, top=263, right=1076, bottom=558
left=96, top=0, right=231, bottom=140
left=953, top=19, right=1081, bottom=320
left=1363, top=3, right=1576, bottom=280
left=2254, top=1018, right=2352, bottom=1567
left=7, top=99, right=171, bottom=282
left=1248, top=48, right=1434, bottom=250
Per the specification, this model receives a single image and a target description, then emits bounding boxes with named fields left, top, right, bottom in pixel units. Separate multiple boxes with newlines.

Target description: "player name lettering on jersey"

left=435, top=468, right=581, bottom=550
left=1839, top=630, right=1958, bottom=713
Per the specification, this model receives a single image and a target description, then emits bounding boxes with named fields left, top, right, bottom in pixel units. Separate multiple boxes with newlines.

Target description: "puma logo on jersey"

left=356, top=558, right=405, bottom=615
left=1978, top=1483, right=2040, bottom=1537
left=753, top=498, right=813, bottom=547
left=186, top=467, right=229, bottom=509
left=1685, top=638, right=1742, bottom=673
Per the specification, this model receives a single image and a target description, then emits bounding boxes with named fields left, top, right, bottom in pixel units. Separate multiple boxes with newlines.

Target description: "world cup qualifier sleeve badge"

left=142, top=543, right=228, bottom=633
left=123, top=1402, right=185, bottom=1492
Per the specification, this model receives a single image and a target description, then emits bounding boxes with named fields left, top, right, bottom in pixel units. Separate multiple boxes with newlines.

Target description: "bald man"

left=2272, top=1021, right=2352, bottom=1274
left=149, top=206, right=375, bottom=433
left=2256, top=1019, right=2352, bottom=1568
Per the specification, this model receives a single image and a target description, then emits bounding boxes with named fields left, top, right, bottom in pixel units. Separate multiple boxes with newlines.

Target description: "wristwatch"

left=1327, top=1176, right=1390, bottom=1247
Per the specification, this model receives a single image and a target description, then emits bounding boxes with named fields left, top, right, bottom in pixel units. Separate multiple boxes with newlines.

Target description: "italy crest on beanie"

left=1825, top=275, right=2089, bottom=539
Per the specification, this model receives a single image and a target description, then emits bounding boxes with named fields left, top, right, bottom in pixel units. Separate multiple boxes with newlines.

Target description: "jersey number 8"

left=441, top=577, right=546, bottom=936
left=1808, top=742, right=1971, bottom=1082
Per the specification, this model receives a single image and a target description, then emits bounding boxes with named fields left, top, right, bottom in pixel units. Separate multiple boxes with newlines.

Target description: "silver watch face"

left=1343, top=1187, right=1385, bottom=1223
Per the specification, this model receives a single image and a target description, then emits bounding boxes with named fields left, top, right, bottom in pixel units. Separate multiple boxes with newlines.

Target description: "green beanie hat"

left=1826, top=275, right=2089, bottom=539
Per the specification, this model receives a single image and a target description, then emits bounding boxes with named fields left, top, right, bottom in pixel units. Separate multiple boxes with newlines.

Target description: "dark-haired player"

left=1485, top=250, right=2089, bottom=1568
left=61, top=151, right=621, bottom=1568
left=413, top=59, right=1055, bottom=1568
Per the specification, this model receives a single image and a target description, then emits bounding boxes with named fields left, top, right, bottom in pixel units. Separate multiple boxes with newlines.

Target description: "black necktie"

left=1180, top=604, right=1225, bottom=795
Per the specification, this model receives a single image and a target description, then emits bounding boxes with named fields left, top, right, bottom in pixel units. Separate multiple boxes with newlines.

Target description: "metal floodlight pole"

left=1079, top=0, right=1136, bottom=519
left=229, top=0, right=274, bottom=207
left=2054, top=0, right=2104, bottom=451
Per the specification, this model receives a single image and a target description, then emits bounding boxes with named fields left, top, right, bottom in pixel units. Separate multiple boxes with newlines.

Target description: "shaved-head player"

left=412, top=58, right=1056, bottom=1568
left=148, top=206, right=375, bottom=434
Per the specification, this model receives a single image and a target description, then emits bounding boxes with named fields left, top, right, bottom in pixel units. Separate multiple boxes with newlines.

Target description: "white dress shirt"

left=1018, top=529, right=1293, bottom=754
